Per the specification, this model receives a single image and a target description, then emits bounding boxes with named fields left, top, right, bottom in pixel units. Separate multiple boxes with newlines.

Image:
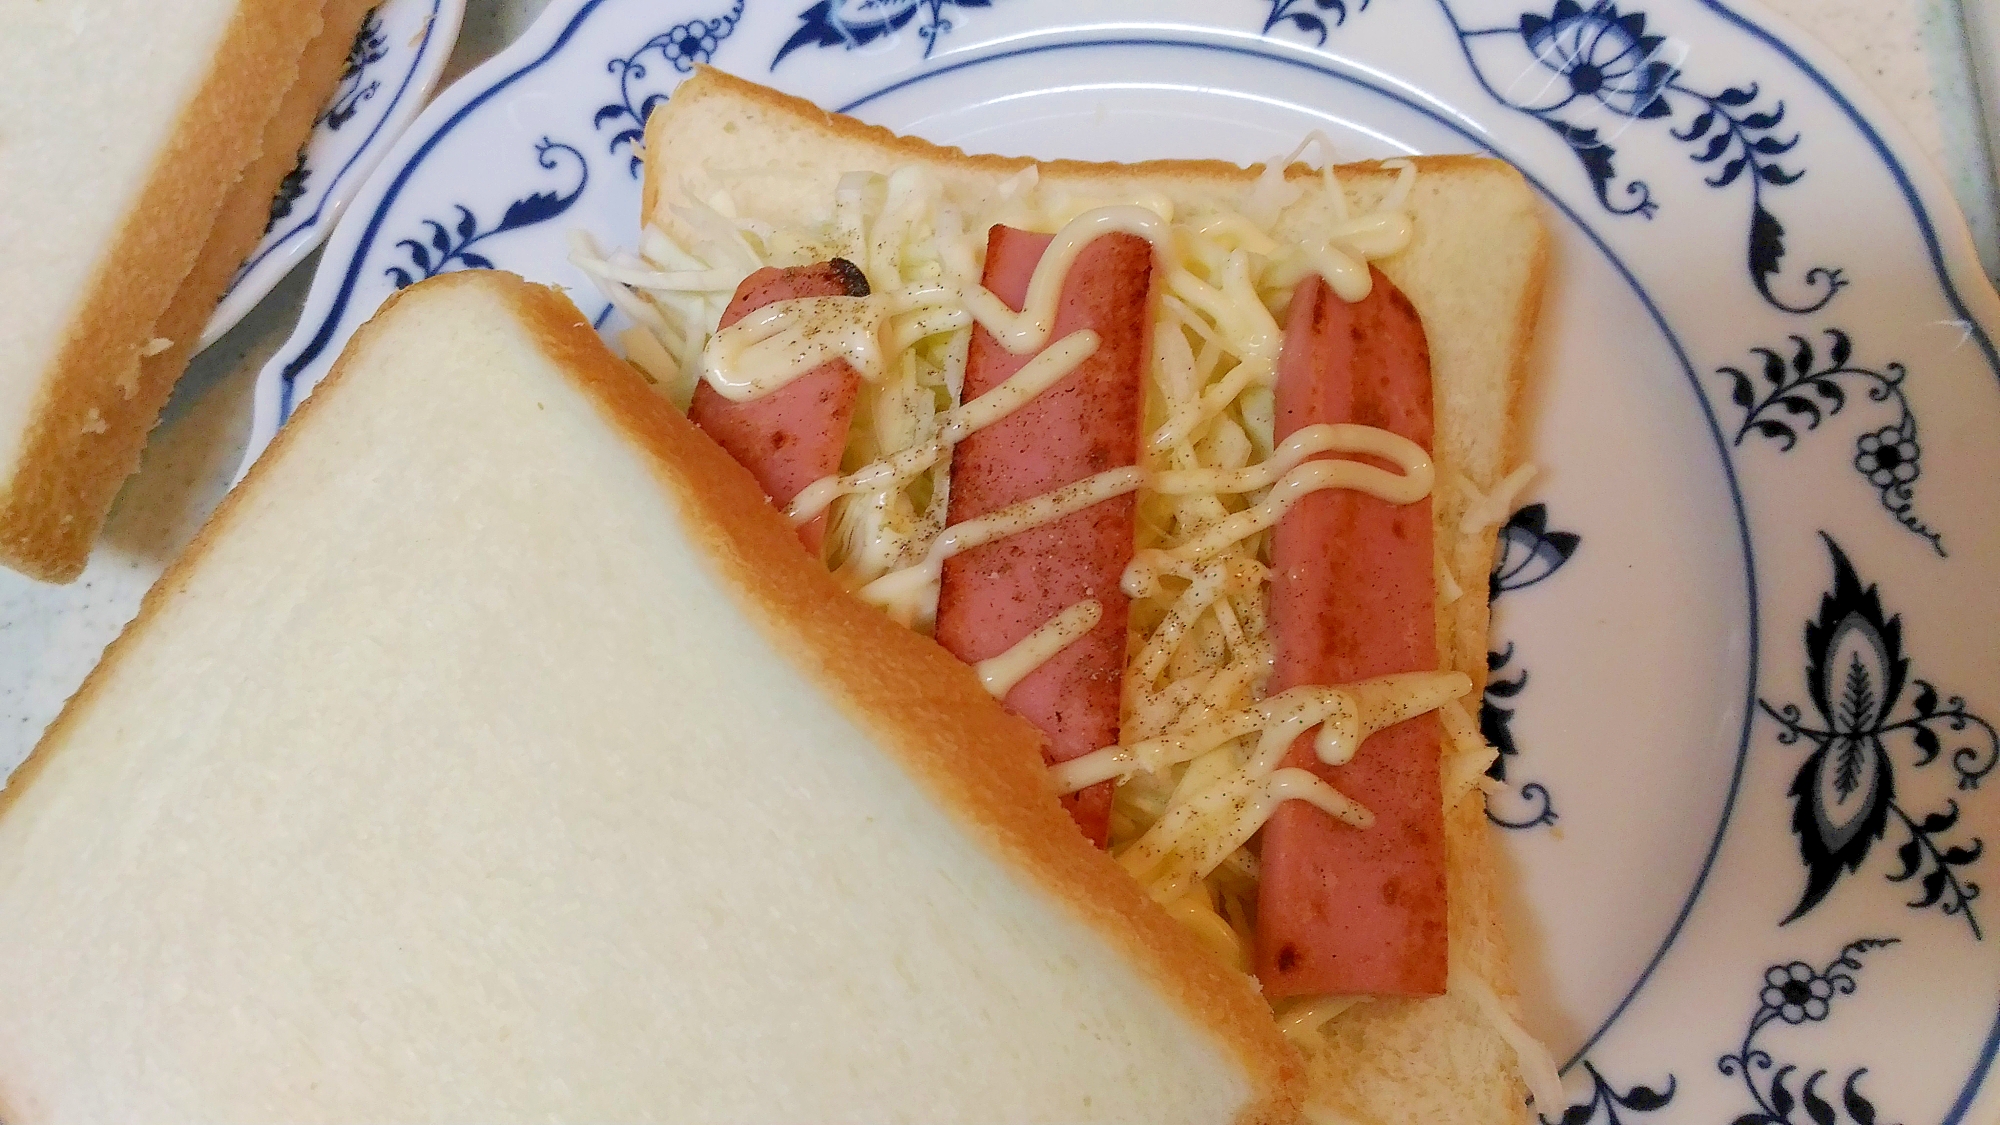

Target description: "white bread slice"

left=642, top=68, right=1550, bottom=1125
left=0, top=270, right=1303, bottom=1124
left=0, top=0, right=324, bottom=583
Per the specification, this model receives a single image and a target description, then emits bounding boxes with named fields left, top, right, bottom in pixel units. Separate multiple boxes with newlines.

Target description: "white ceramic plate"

left=247, top=0, right=2000, bottom=1119
left=194, top=0, right=466, bottom=351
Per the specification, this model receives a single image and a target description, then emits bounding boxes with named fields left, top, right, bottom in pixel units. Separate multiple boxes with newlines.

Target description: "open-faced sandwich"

left=570, top=66, right=1556, bottom=1125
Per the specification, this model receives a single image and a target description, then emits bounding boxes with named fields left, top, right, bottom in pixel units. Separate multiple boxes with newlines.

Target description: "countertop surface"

left=0, top=0, right=1994, bottom=774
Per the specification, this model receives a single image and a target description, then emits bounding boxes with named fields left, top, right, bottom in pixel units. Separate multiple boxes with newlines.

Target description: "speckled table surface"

left=0, top=0, right=1993, bottom=775
left=1760, top=0, right=1997, bottom=275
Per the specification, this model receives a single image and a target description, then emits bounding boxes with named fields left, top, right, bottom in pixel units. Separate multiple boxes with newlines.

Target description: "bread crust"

left=0, top=0, right=325, bottom=584
left=123, top=0, right=379, bottom=504
left=645, top=66, right=1515, bottom=226
left=504, top=272, right=1309, bottom=1125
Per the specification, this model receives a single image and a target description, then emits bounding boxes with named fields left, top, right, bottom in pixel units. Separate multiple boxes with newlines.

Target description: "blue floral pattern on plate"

left=1258, top=0, right=1845, bottom=314
left=323, top=8, right=392, bottom=131
left=1720, top=940, right=1900, bottom=1125
left=1557, top=939, right=1898, bottom=1125
left=597, top=0, right=745, bottom=175
left=384, top=140, right=590, bottom=286
left=774, top=0, right=993, bottom=65
left=1261, top=0, right=1369, bottom=45
left=1549, top=1061, right=1678, bottom=1125
left=1484, top=503, right=1582, bottom=831
left=1719, top=333, right=1943, bottom=554
left=200, top=0, right=464, bottom=351
left=1761, top=539, right=1996, bottom=937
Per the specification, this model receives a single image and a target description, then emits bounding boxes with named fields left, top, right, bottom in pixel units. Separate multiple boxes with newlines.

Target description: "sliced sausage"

left=688, top=259, right=869, bottom=558
left=933, top=226, right=1156, bottom=847
left=1255, top=267, right=1447, bottom=999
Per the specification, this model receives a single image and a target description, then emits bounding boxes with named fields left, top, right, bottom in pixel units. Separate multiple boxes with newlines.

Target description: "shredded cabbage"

left=571, top=169, right=975, bottom=610
left=1107, top=151, right=1431, bottom=968
left=582, top=151, right=1481, bottom=1035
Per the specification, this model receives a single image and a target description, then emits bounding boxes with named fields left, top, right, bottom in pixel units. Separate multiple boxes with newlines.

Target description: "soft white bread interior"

left=0, top=270, right=1303, bottom=1124
left=0, top=0, right=323, bottom=583
left=643, top=68, right=1551, bottom=1125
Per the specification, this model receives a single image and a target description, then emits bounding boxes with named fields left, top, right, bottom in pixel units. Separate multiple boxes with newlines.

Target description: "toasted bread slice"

left=0, top=0, right=325, bottom=583
left=642, top=68, right=1550, bottom=1125
left=0, top=270, right=1302, bottom=1124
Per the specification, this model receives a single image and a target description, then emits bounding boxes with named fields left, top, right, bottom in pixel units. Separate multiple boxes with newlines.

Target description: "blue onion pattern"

left=774, top=0, right=993, bottom=66
left=1759, top=538, right=1995, bottom=937
left=1255, top=0, right=1846, bottom=314
left=322, top=7, right=389, bottom=131
left=1718, top=940, right=1899, bottom=1125
left=596, top=0, right=746, bottom=176
left=1483, top=504, right=1581, bottom=831
left=1542, top=1063, right=1676, bottom=1125
left=1262, top=0, right=1366, bottom=45
left=384, top=138, right=589, bottom=288
left=1521, top=0, right=1674, bottom=118
left=1555, top=940, right=1897, bottom=1125
left=264, top=151, right=312, bottom=234
left=1718, top=329, right=1942, bottom=555
left=1760, top=962, right=1834, bottom=1024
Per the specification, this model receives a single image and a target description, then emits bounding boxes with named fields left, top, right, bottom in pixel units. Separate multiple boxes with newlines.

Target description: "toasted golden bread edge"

left=0, top=0, right=326, bottom=583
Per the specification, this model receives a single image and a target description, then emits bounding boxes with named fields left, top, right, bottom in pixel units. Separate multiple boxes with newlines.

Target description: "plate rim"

left=194, top=0, right=468, bottom=354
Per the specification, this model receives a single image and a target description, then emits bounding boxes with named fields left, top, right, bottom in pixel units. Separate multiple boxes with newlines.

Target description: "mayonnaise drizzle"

left=1106, top=671, right=1467, bottom=903
left=784, top=330, right=1102, bottom=524
left=700, top=204, right=1173, bottom=408
left=1147, top=767, right=1373, bottom=891
left=690, top=199, right=1431, bottom=626
left=976, top=599, right=1104, bottom=697
left=856, top=466, right=1149, bottom=616
left=843, top=423, right=1429, bottom=620
left=1122, top=430, right=1433, bottom=597
left=697, top=285, right=962, bottom=401
left=1055, top=671, right=1470, bottom=795
left=699, top=295, right=885, bottom=400
left=1265, top=206, right=1417, bottom=303
left=1150, top=422, right=1426, bottom=496
left=957, top=205, right=1172, bottom=353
